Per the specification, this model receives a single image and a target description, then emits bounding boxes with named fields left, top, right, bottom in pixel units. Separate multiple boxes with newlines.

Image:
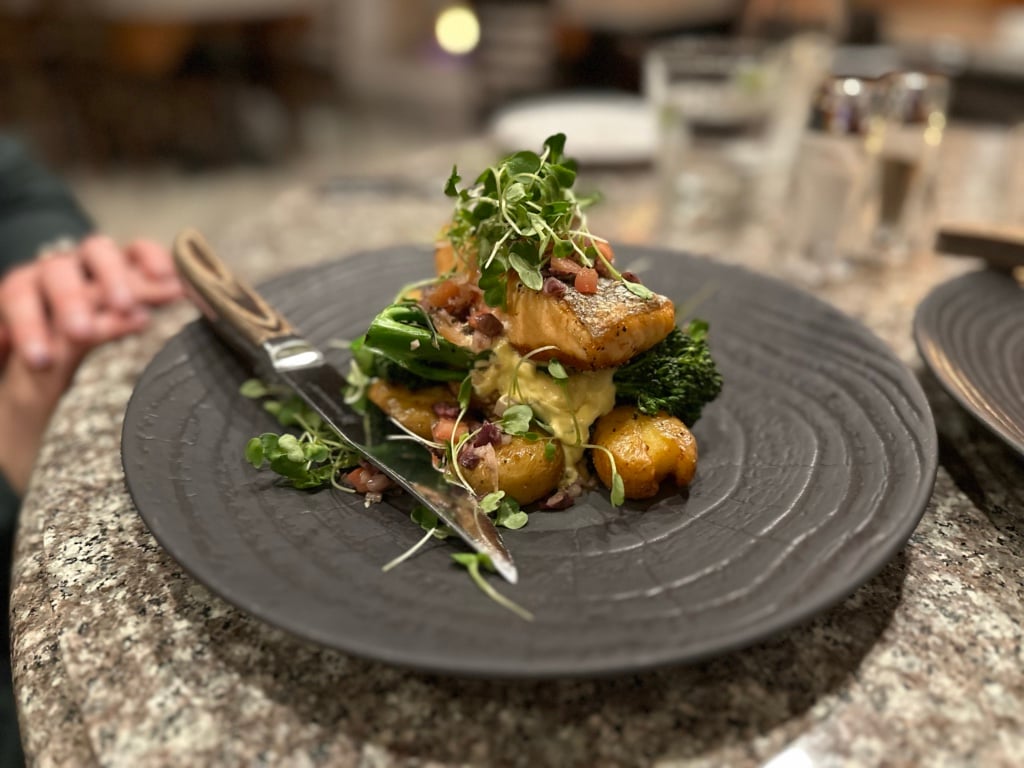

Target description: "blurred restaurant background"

left=1, top=0, right=1022, bottom=245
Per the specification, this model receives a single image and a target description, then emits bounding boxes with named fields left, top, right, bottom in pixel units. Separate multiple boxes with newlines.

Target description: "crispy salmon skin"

left=504, top=276, right=676, bottom=370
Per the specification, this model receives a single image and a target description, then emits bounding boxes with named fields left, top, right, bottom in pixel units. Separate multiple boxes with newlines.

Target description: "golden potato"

left=591, top=406, right=698, bottom=499
left=367, top=380, right=455, bottom=441
left=368, top=379, right=564, bottom=505
left=462, top=435, right=564, bottom=505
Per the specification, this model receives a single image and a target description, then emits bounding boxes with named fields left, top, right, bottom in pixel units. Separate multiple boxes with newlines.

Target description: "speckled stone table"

left=11, top=130, right=1024, bottom=767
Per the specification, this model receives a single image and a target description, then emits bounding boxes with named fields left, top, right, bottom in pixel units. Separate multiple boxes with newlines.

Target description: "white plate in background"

left=490, top=92, right=657, bottom=165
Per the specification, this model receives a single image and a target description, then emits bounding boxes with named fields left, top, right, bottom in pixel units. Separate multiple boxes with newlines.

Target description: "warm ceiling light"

left=435, top=4, right=480, bottom=56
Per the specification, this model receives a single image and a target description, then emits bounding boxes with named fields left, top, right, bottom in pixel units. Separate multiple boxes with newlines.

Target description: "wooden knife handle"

left=173, top=228, right=296, bottom=354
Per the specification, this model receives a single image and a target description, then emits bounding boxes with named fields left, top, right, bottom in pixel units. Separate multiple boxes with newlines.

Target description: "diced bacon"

left=548, top=256, right=583, bottom=278
left=431, top=417, right=468, bottom=444
left=421, top=277, right=482, bottom=320
left=574, top=267, right=599, bottom=295
left=345, top=466, right=393, bottom=494
left=364, top=472, right=393, bottom=493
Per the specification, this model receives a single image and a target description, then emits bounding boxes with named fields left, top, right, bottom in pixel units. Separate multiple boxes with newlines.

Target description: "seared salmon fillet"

left=504, top=276, right=676, bottom=370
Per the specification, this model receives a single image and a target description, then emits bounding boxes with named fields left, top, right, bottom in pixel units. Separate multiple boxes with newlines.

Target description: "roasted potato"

left=367, top=380, right=455, bottom=441
left=591, top=406, right=698, bottom=499
left=368, top=380, right=564, bottom=504
left=462, top=435, right=564, bottom=505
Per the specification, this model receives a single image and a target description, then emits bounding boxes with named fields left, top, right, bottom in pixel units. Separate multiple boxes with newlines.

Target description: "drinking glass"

left=780, top=69, right=950, bottom=283
left=779, top=74, right=883, bottom=284
left=643, top=36, right=785, bottom=237
left=863, top=71, right=951, bottom=261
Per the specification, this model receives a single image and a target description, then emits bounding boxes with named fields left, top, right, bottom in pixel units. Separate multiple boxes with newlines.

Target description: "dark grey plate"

left=914, top=269, right=1024, bottom=458
left=122, top=245, right=937, bottom=679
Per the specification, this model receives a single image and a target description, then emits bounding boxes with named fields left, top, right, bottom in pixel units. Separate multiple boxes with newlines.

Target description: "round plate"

left=122, top=246, right=937, bottom=678
left=914, top=269, right=1024, bottom=458
left=490, top=93, right=656, bottom=166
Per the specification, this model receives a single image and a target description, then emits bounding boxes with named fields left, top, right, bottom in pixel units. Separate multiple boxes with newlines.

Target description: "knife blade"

left=171, top=228, right=518, bottom=583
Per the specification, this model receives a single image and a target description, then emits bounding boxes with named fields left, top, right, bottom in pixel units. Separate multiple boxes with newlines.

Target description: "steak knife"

left=172, top=228, right=518, bottom=583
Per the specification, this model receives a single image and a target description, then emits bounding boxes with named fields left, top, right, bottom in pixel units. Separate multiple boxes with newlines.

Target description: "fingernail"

left=111, top=287, right=134, bottom=310
left=25, top=341, right=52, bottom=368
left=67, top=312, right=94, bottom=339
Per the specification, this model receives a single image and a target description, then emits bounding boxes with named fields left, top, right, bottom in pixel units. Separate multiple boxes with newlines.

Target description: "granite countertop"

left=11, top=130, right=1024, bottom=767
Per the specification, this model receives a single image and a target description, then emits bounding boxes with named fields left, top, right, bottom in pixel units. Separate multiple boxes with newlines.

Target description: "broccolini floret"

left=612, top=321, right=722, bottom=426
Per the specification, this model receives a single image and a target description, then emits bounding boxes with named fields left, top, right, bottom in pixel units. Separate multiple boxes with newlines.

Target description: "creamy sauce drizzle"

left=472, top=341, right=616, bottom=484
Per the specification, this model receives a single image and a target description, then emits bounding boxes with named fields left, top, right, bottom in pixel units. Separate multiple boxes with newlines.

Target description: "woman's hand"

left=0, top=236, right=183, bottom=370
left=0, top=327, right=95, bottom=495
left=0, top=236, right=183, bottom=493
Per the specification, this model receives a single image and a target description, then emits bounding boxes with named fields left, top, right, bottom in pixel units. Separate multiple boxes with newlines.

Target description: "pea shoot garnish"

left=452, top=553, right=534, bottom=622
left=444, top=132, right=651, bottom=305
left=241, top=379, right=361, bottom=491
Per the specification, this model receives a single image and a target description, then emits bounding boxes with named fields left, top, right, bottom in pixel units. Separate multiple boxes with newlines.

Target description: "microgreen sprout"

left=508, top=344, right=558, bottom=401
left=384, top=419, right=445, bottom=452
left=494, top=496, right=529, bottom=529
left=585, top=443, right=626, bottom=506
left=597, top=255, right=654, bottom=299
left=381, top=526, right=436, bottom=573
left=444, top=374, right=476, bottom=492
left=476, top=491, right=526, bottom=530
left=452, top=553, right=534, bottom=621
left=241, top=379, right=361, bottom=491
left=546, top=359, right=568, bottom=380
left=479, top=490, right=505, bottom=514
left=498, top=404, right=533, bottom=436
left=448, top=430, right=474, bottom=491
left=393, top=275, right=445, bottom=304
left=445, top=133, right=637, bottom=308
left=504, top=348, right=583, bottom=446
left=381, top=506, right=452, bottom=572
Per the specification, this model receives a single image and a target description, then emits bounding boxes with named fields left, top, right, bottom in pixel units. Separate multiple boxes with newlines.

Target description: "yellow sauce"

left=471, top=341, right=616, bottom=484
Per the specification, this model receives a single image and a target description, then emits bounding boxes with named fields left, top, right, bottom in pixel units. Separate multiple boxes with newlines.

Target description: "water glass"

left=781, top=69, right=950, bottom=283
left=644, top=37, right=785, bottom=236
left=864, top=71, right=951, bottom=261
left=780, top=74, right=882, bottom=283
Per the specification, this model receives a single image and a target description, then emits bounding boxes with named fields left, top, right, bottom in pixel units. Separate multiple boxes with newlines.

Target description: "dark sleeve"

left=0, top=460, right=19, bottom=575
left=0, top=137, right=93, bottom=275
left=0, top=471, right=16, bottom=532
